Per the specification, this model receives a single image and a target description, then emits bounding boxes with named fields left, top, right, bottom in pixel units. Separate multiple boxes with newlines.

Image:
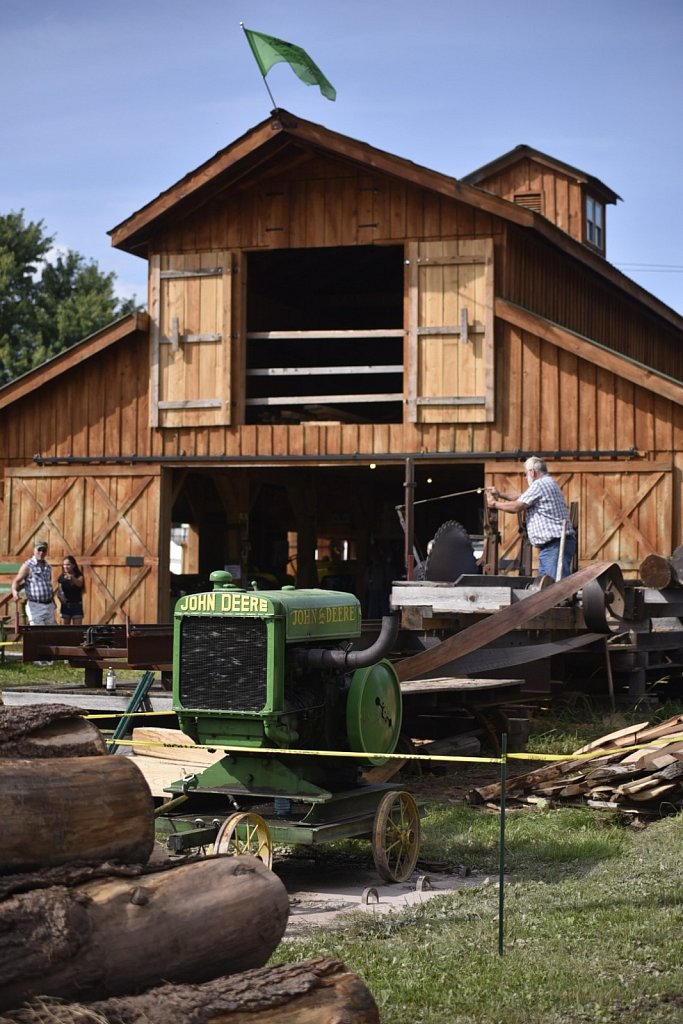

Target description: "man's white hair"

left=524, top=456, right=547, bottom=474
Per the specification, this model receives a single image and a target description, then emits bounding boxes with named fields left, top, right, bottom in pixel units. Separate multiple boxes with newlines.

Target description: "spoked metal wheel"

left=371, top=790, right=420, bottom=882
left=214, top=811, right=273, bottom=869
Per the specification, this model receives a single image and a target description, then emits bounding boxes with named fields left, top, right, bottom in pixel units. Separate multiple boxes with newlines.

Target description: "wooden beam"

left=496, top=297, right=683, bottom=404
left=247, top=329, right=405, bottom=340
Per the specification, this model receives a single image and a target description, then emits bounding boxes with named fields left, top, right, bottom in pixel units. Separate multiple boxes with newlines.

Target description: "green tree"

left=0, top=211, right=139, bottom=385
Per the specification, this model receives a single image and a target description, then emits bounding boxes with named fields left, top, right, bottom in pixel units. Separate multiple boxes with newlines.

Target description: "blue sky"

left=2, top=0, right=682, bottom=314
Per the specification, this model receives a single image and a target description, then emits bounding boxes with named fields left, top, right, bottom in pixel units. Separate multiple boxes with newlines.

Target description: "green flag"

left=243, top=27, right=336, bottom=102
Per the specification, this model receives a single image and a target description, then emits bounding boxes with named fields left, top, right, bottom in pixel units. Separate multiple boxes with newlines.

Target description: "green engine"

left=172, top=570, right=402, bottom=798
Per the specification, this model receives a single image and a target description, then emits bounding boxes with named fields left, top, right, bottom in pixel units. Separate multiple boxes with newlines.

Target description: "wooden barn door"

left=149, top=250, right=236, bottom=428
left=406, top=238, right=494, bottom=423
left=1, top=466, right=161, bottom=623
left=487, top=461, right=673, bottom=577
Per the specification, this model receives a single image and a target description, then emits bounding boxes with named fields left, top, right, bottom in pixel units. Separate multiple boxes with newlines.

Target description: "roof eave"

left=0, top=312, right=149, bottom=410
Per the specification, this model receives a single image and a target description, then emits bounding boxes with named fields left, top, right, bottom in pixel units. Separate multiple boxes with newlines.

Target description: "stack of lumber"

left=468, top=713, right=683, bottom=814
left=0, top=706, right=378, bottom=1022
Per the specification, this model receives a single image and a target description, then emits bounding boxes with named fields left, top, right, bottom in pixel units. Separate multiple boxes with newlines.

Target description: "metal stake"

left=498, top=732, right=507, bottom=956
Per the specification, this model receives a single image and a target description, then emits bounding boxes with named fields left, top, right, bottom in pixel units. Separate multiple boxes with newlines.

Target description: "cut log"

left=0, top=705, right=106, bottom=758
left=0, top=755, right=154, bottom=872
left=639, top=553, right=677, bottom=589
left=0, top=855, right=290, bottom=1010
left=0, top=957, right=378, bottom=1024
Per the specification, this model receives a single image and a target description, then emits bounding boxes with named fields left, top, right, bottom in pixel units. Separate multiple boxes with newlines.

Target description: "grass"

left=0, top=657, right=155, bottom=687
left=5, top=662, right=683, bottom=1021
left=276, top=807, right=683, bottom=1024
left=274, top=701, right=683, bottom=1023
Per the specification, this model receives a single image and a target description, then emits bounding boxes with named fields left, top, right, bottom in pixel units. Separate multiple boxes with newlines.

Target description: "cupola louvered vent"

left=513, top=192, right=542, bottom=212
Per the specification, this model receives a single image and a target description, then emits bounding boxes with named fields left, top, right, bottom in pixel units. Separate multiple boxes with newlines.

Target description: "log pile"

left=0, top=706, right=379, bottom=1022
left=0, top=957, right=379, bottom=1024
left=468, top=713, right=683, bottom=814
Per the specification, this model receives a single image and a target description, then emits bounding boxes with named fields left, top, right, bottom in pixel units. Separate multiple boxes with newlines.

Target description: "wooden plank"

left=197, top=250, right=219, bottom=429
left=406, top=240, right=419, bottom=423
left=160, top=267, right=222, bottom=278
left=572, top=721, right=650, bottom=755
left=391, top=584, right=513, bottom=613
left=246, top=365, right=404, bottom=377
left=159, top=333, right=222, bottom=344
left=417, top=396, right=486, bottom=406
left=400, top=677, right=522, bottom=693
left=132, top=726, right=225, bottom=766
left=159, top=400, right=222, bottom=409
left=247, top=329, right=405, bottom=340
left=245, top=393, right=402, bottom=407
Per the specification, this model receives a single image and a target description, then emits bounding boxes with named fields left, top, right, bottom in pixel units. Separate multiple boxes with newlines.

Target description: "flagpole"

left=241, top=22, right=279, bottom=112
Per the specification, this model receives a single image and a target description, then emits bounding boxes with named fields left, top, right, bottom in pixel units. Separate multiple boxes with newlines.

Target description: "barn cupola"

left=462, top=145, right=620, bottom=257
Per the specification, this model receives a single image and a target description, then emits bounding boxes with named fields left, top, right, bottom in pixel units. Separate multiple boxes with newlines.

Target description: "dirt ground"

left=276, top=762, right=508, bottom=935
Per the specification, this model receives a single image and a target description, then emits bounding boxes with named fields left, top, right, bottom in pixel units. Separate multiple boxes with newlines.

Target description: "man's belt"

left=537, top=535, right=575, bottom=549
left=28, top=598, right=54, bottom=604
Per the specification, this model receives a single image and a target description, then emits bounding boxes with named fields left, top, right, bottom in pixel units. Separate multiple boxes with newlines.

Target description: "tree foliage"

left=0, top=211, right=139, bottom=385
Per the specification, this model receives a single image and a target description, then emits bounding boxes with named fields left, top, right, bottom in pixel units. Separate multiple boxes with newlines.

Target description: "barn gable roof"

left=0, top=312, right=149, bottom=410
left=108, top=108, right=533, bottom=256
left=108, top=109, right=680, bottom=331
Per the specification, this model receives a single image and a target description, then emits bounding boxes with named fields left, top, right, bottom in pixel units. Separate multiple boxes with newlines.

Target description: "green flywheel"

left=346, top=659, right=402, bottom=765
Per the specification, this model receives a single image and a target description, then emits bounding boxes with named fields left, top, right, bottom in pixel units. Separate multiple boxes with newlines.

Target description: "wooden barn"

left=1, top=110, right=682, bottom=625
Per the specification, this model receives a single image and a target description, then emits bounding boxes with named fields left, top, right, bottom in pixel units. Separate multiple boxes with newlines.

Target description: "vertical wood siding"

left=502, top=228, right=683, bottom=379
left=1, top=466, right=160, bottom=623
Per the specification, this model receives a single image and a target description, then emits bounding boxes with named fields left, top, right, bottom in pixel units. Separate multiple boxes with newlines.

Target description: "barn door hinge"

left=460, top=307, right=469, bottom=344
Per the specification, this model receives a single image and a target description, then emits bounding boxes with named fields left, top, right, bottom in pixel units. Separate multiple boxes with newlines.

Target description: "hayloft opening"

left=245, top=245, right=404, bottom=424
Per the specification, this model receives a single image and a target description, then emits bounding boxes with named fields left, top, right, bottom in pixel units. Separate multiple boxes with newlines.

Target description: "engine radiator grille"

left=179, top=617, right=268, bottom=711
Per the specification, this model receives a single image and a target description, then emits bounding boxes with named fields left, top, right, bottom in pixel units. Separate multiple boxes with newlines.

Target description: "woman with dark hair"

left=58, top=555, right=85, bottom=625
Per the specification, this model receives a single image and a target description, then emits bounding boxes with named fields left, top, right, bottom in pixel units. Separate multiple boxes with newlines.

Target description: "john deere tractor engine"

left=172, top=570, right=402, bottom=798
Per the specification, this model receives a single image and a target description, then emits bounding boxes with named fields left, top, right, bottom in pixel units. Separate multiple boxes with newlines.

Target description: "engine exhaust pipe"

left=294, top=614, right=399, bottom=671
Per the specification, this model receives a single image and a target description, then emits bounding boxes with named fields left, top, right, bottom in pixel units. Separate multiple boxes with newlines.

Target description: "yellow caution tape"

left=83, top=711, right=683, bottom=766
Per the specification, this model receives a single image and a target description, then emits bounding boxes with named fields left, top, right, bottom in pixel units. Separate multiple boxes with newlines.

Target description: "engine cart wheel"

left=371, top=790, right=420, bottom=883
left=214, top=812, right=273, bottom=870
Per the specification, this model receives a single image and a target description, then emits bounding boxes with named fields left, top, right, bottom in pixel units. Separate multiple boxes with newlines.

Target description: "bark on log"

left=639, top=553, right=676, bottom=589
left=0, top=957, right=379, bottom=1024
left=0, top=855, right=290, bottom=1011
left=0, top=705, right=106, bottom=758
left=669, top=545, right=683, bottom=585
left=0, top=756, right=154, bottom=872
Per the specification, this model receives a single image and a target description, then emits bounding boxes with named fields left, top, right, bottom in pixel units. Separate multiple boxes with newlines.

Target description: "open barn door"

left=149, top=250, right=237, bottom=428
left=407, top=238, right=494, bottom=424
left=1, top=466, right=161, bottom=623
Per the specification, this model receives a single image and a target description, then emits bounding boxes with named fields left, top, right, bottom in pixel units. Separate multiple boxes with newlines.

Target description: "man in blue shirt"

left=486, top=457, right=576, bottom=579
left=12, top=539, right=56, bottom=626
